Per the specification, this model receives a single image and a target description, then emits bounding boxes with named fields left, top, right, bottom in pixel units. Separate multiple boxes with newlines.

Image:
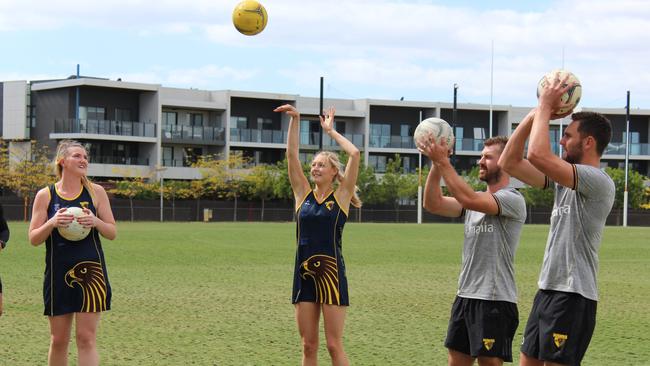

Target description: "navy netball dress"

left=292, top=191, right=349, bottom=306
left=44, top=184, right=112, bottom=316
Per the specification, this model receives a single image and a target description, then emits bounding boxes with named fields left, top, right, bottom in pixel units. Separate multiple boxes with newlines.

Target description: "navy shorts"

left=445, top=296, right=519, bottom=362
left=521, top=289, right=597, bottom=365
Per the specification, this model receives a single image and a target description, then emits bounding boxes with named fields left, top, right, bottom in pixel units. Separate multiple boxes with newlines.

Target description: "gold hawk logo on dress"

left=300, top=254, right=340, bottom=305
left=325, top=200, right=335, bottom=211
left=483, top=338, right=495, bottom=350
left=553, top=333, right=568, bottom=348
left=80, top=201, right=89, bottom=209
left=65, top=261, right=108, bottom=312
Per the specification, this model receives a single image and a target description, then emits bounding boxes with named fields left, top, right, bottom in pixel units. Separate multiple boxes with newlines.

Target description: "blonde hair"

left=315, top=151, right=362, bottom=208
left=53, top=140, right=96, bottom=205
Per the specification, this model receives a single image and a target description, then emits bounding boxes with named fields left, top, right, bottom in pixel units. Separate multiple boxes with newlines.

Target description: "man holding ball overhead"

left=498, top=72, right=614, bottom=365
left=421, top=133, right=526, bottom=365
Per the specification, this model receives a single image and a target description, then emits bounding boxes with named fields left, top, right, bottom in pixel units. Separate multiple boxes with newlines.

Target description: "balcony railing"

left=162, top=159, right=192, bottom=167
left=54, top=118, right=156, bottom=138
left=369, top=135, right=415, bottom=149
left=92, top=155, right=149, bottom=165
left=604, top=142, right=650, bottom=156
left=230, top=128, right=287, bottom=144
left=323, top=133, right=364, bottom=148
left=162, top=125, right=225, bottom=143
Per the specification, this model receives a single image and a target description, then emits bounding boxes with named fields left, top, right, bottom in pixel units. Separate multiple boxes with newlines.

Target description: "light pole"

left=624, top=91, right=630, bottom=227
left=452, top=84, right=458, bottom=166
left=155, top=165, right=167, bottom=222
left=417, top=110, right=423, bottom=224
left=319, top=76, right=324, bottom=150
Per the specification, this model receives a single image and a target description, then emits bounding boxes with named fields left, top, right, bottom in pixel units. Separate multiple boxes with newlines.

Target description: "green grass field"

left=0, top=222, right=649, bottom=365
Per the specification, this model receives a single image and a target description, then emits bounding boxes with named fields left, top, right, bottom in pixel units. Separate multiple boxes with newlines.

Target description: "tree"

left=397, top=172, right=418, bottom=206
left=273, top=158, right=311, bottom=201
left=193, top=153, right=250, bottom=221
left=0, top=141, right=56, bottom=220
left=185, top=179, right=209, bottom=221
left=520, top=186, right=554, bottom=208
left=108, top=178, right=151, bottom=222
left=641, top=186, right=650, bottom=210
left=604, top=167, right=647, bottom=209
left=377, top=154, right=404, bottom=219
left=463, top=166, right=487, bottom=192
left=247, top=164, right=277, bottom=221
left=355, top=160, right=379, bottom=204
left=161, top=180, right=194, bottom=221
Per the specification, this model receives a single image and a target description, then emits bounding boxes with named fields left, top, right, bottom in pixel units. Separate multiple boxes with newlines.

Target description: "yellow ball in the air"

left=232, top=0, right=268, bottom=36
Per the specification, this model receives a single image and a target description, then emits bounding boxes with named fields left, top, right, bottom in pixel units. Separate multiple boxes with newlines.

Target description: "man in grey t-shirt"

left=499, top=73, right=615, bottom=366
left=422, top=136, right=526, bottom=365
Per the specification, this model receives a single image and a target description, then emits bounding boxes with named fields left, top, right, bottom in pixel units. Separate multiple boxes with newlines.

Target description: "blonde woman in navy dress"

left=29, top=140, right=116, bottom=366
left=275, top=104, right=361, bottom=366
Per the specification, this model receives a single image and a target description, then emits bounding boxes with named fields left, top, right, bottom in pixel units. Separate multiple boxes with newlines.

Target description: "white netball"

left=414, top=117, right=455, bottom=149
left=537, top=69, right=582, bottom=115
left=58, top=206, right=91, bottom=241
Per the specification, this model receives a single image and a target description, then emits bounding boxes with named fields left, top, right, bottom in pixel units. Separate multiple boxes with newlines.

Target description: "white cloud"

left=1, top=0, right=649, bottom=107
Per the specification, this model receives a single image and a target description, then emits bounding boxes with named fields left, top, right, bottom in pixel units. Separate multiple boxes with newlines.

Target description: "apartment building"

left=1, top=76, right=649, bottom=183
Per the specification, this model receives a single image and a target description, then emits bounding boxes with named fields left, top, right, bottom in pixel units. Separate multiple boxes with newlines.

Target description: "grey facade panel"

left=78, top=86, right=141, bottom=121
left=369, top=105, right=426, bottom=134
left=230, top=97, right=291, bottom=129
left=32, top=88, right=71, bottom=151
left=0, top=82, right=4, bottom=136
left=440, top=109, right=493, bottom=138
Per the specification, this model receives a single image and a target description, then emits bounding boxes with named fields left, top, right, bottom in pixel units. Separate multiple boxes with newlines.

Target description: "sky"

left=1, top=0, right=649, bottom=110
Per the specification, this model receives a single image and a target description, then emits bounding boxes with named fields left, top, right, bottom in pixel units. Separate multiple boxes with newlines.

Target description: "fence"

left=1, top=197, right=648, bottom=226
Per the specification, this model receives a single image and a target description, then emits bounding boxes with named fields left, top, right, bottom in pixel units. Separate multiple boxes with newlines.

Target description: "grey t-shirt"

left=538, top=164, right=615, bottom=301
left=457, top=187, right=527, bottom=303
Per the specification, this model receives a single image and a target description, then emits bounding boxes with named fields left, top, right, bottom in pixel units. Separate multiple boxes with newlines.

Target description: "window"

left=80, top=106, right=105, bottom=121
left=370, top=123, right=391, bottom=136
left=163, top=146, right=174, bottom=166
left=230, top=116, right=248, bottom=129
left=370, top=123, right=391, bottom=148
left=115, top=108, right=131, bottom=122
left=368, top=155, right=387, bottom=173
left=335, top=121, right=346, bottom=134
left=300, top=120, right=320, bottom=145
left=473, top=127, right=486, bottom=139
left=299, top=152, right=315, bottom=164
left=29, top=105, right=36, bottom=128
left=162, top=112, right=177, bottom=126
left=623, top=131, right=641, bottom=155
left=400, top=124, right=410, bottom=137
left=403, top=156, right=412, bottom=173
left=190, top=113, right=203, bottom=127
left=257, top=117, right=273, bottom=129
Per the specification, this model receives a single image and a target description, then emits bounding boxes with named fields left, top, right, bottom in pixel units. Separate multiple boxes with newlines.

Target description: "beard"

left=563, top=147, right=583, bottom=164
left=479, top=166, right=502, bottom=184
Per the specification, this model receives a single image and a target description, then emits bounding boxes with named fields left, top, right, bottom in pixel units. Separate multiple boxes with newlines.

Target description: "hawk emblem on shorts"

left=65, top=261, right=108, bottom=312
left=300, top=254, right=340, bottom=305
left=553, top=333, right=568, bottom=348
left=483, top=338, right=495, bottom=351
left=325, top=200, right=335, bottom=211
